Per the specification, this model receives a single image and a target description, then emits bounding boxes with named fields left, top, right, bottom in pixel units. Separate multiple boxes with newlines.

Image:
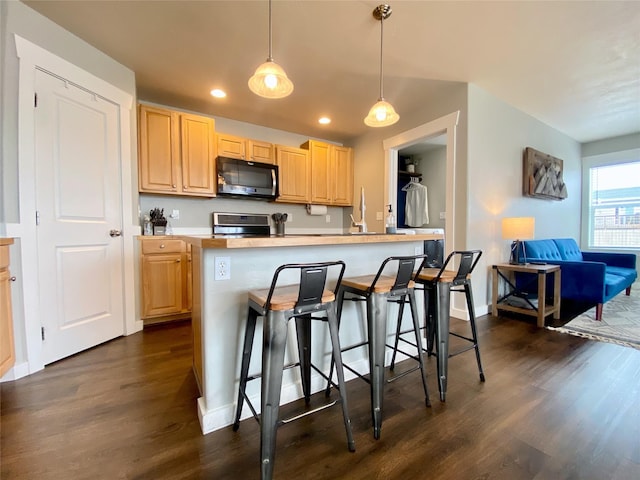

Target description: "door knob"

left=109, top=229, right=122, bottom=237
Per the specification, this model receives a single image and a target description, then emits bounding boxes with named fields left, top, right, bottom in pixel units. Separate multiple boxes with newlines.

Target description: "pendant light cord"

left=267, top=0, right=273, bottom=61
left=379, top=13, right=384, bottom=100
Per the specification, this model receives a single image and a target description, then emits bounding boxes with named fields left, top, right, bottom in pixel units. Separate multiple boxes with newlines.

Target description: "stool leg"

left=326, top=304, right=356, bottom=452
left=325, top=287, right=346, bottom=397
left=435, top=282, right=451, bottom=402
left=261, top=310, right=289, bottom=480
left=408, top=291, right=431, bottom=407
left=390, top=294, right=406, bottom=370
left=464, top=281, right=485, bottom=382
left=425, top=285, right=436, bottom=355
left=368, top=292, right=388, bottom=440
left=295, top=314, right=312, bottom=402
left=233, top=307, right=258, bottom=430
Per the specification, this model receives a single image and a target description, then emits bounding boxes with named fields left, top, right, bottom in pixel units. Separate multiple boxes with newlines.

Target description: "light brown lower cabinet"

left=1, top=239, right=16, bottom=377
left=139, top=237, right=191, bottom=324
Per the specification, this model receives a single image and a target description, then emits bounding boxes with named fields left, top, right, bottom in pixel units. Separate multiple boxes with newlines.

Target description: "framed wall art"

left=523, top=147, right=568, bottom=200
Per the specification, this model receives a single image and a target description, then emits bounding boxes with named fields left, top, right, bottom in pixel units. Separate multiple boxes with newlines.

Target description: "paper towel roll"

left=306, top=204, right=328, bottom=216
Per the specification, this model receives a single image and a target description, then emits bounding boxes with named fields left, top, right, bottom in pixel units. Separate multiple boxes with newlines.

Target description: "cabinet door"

left=138, top=105, right=180, bottom=193
left=304, top=140, right=331, bottom=204
left=0, top=247, right=15, bottom=377
left=332, top=146, right=354, bottom=206
left=276, top=146, right=310, bottom=204
left=180, top=113, right=216, bottom=196
left=141, top=253, right=184, bottom=318
left=248, top=140, right=274, bottom=164
left=216, top=133, right=246, bottom=159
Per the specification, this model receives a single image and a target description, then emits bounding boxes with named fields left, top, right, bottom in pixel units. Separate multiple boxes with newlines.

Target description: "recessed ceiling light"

left=210, top=89, right=227, bottom=98
left=318, top=117, right=331, bottom=125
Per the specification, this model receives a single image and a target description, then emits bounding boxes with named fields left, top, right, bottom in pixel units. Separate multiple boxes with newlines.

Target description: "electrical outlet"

left=171, top=209, right=180, bottom=219
left=439, top=212, right=446, bottom=220
left=325, top=214, right=331, bottom=223
left=214, top=256, right=231, bottom=280
left=287, top=213, right=292, bottom=222
left=376, top=211, right=383, bottom=220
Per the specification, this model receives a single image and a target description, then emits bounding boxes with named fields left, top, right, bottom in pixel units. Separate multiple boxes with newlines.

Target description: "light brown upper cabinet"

left=275, top=145, right=311, bottom=204
left=138, top=104, right=216, bottom=197
left=301, top=140, right=354, bottom=206
left=216, top=133, right=274, bottom=164
left=331, top=145, right=354, bottom=206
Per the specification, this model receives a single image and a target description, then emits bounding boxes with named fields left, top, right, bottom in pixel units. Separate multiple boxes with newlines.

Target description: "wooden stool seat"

left=249, top=285, right=335, bottom=311
left=342, top=275, right=415, bottom=293
left=416, top=268, right=459, bottom=283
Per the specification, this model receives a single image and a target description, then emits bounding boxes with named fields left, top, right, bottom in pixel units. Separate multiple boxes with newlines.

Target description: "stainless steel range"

left=212, top=212, right=271, bottom=236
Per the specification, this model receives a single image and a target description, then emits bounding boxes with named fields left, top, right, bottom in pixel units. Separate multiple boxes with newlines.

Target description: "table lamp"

left=501, top=217, right=535, bottom=264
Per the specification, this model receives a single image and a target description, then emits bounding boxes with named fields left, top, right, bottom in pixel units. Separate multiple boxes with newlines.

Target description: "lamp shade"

left=364, top=99, right=400, bottom=127
left=501, top=217, right=535, bottom=240
left=248, top=59, right=294, bottom=99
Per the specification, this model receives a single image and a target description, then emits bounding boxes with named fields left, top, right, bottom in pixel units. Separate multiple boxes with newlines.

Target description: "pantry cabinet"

left=216, top=133, right=274, bottom=164
left=139, top=237, right=191, bottom=323
left=300, top=140, right=353, bottom=206
left=275, top=145, right=311, bottom=204
left=0, top=239, right=15, bottom=378
left=138, top=104, right=216, bottom=196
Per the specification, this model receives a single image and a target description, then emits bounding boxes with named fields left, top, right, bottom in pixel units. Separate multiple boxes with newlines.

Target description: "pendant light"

left=248, top=0, right=294, bottom=99
left=364, top=4, right=399, bottom=127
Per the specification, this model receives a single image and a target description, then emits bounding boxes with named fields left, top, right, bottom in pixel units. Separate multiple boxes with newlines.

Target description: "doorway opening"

left=383, top=111, right=459, bottom=256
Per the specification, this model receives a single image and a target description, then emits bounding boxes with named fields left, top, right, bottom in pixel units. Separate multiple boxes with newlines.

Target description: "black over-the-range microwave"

left=216, top=156, right=279, bottom=200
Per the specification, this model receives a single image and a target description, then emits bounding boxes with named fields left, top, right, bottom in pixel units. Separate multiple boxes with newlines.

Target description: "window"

left=587, top=161, right=640, bottom=248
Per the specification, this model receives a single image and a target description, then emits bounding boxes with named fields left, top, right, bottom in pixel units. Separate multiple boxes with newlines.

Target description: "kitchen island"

left=183, top=232, right=443, bottom=434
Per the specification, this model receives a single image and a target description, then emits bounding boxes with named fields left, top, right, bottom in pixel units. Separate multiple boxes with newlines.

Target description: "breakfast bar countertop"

left=182, top=232, right=443, bottom=249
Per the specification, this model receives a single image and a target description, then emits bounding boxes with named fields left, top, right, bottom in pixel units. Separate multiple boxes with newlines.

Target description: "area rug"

left=548, top=284, right=640, bottom=350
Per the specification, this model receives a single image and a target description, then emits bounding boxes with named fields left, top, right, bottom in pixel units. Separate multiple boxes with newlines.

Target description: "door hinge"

left=41, top=326, right=45, bottom=341
left=34, top=93, right=38, bottom=108
left=36, top=210, right=40, bottom=226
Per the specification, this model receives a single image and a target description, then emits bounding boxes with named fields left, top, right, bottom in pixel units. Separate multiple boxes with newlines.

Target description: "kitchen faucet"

left=350, top=186, right=367, bottom=233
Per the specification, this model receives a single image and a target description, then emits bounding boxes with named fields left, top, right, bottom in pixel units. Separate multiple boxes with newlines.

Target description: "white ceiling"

left=22, top=0, right=640, bottom=145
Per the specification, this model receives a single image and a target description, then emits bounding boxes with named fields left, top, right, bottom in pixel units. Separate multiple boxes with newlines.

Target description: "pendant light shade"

left=248, top=0, right=294, bottom=99
left=364, top=4, right=399, bottom=127
left=365, top=99, right=400, bottom=127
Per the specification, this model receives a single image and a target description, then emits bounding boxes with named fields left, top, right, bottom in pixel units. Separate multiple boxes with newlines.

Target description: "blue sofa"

left=516, top=238, right=637, bottom=320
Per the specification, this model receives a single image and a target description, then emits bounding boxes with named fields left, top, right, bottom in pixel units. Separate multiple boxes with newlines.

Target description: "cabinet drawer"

left=141, top=239, right=185, bottom=254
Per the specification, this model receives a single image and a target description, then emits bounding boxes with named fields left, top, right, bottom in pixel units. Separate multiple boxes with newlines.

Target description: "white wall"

left=467, top=84, right=582, bottom=310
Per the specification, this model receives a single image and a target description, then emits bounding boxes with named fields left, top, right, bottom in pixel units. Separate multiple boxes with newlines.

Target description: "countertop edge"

left=180, top=233, right=443, bottom=249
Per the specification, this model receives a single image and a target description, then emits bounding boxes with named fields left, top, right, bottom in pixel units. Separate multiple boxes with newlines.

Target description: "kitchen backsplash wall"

left=139, top=194, right=347, bottom=234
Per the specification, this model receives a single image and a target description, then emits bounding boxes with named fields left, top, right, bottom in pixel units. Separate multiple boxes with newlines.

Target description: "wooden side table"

left=492, top=263, right=561, bottom=327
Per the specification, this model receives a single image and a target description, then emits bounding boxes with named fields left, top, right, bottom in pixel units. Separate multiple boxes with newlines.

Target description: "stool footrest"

left=280, top=399, right=339, bottom=424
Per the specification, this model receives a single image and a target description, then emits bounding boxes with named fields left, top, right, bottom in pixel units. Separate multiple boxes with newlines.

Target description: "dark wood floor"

left=2, top=314, right=639, bottom=480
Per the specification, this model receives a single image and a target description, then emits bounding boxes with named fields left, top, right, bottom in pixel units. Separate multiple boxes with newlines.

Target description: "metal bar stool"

left=326, top=254, right=431, bottom=440
left=232, top=261, right=355, bottom=480
left=391, top=250, right=485, bottom=402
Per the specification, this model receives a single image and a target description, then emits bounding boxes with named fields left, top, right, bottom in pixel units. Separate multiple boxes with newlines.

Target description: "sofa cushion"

left=553, top=238, right=584, bottom=261
left=607, top=266, right=638, bottom=283
left=603, top=272, right=632, bottom=301
left=523, top=239, right=562, bottom=261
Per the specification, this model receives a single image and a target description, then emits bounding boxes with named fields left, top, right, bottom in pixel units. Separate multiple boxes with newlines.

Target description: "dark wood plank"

left=2, top=315, right=639, bottom=479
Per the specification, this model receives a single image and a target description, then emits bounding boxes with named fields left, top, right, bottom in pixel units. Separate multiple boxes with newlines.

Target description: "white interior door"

left=35, top=69, right=125, bottom=365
